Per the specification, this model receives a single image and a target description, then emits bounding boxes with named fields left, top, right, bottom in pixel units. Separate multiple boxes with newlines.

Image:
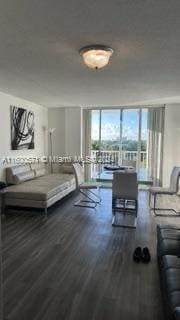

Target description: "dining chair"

left=149, top=166, right=180, bottom=216
left=72, top=163, right=101, bottom=208
left=112, top=171, right=138, bottom=228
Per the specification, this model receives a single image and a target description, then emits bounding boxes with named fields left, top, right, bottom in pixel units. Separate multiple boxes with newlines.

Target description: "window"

left=90, top=108, right=148, bottom=182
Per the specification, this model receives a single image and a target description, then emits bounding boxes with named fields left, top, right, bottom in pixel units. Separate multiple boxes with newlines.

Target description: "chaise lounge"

left=3, top=163, right=76, bottom=216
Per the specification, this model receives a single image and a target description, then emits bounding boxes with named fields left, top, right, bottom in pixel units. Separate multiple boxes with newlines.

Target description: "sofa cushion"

left=159, top=229, right=180, bottom=241
left=5, top=173, right=76, bottom=201
left=30, top=163, right=47, bottom=177
left=165, top=268, right=180, bottom=293
left=163, top=255, right=180, bottom=270
left=169, top=291, right=180, bottom=313
left=6, top=164, right=31, bottom=184
left=157, top=224, right=180, bottom=231
left=158, top=239, right=180, bottom=257
left=34, top=167, right=46, bottom=178
left=13, top=171, right=35, bottom=184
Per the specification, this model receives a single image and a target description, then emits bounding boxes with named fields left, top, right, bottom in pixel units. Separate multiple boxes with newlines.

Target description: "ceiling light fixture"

left=79, top=45, right=114, bottom=70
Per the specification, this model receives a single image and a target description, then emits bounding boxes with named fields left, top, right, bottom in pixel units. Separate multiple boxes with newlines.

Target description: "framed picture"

left=11, top=106, right=35, bottom=150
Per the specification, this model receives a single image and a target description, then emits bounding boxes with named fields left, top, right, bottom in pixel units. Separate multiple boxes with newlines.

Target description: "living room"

left=1, top=1, right=180, bottom=320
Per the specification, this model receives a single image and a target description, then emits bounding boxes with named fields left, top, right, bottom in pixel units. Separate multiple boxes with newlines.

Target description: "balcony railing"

left=90, top=150, right=147, bottom=179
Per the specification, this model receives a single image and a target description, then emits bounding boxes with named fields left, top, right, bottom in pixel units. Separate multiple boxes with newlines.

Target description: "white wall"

left=0, top=91, right=48, bottom=180
left=65, top=107, right=82, bottom=157
left=163, top=104, right=180, bottom=186
left=48, top=107, right=82, bottom=158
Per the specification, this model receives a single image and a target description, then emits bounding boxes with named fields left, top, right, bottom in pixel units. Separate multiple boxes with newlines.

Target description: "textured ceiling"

left=0, top=0, right=180, bottom=107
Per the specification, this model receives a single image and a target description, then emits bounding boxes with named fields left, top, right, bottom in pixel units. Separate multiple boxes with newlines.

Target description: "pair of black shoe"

left=133, top=247, right=151, bottom=263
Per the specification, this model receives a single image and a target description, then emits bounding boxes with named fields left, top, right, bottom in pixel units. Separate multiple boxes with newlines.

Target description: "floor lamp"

left=49, top=128, right=56, bottom=173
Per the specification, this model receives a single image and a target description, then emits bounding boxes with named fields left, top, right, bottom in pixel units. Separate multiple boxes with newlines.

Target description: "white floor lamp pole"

left=49, top=128, right=56, bottom=173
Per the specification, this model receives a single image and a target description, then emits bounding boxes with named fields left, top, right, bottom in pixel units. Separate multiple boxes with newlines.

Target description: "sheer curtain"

left=148, top=106, right=165, bottom=186
left=82, top=109, right=91, bottom=181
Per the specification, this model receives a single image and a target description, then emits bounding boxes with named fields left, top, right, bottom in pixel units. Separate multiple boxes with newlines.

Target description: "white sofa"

left=3, top=163, right=76, bottom=216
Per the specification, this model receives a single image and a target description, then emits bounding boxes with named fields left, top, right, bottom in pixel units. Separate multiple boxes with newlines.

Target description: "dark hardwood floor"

left=1, top=189, right=169, bottom=320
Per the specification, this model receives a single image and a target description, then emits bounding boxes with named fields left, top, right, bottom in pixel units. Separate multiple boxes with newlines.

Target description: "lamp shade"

left=49, top=128, right=56, bottom=134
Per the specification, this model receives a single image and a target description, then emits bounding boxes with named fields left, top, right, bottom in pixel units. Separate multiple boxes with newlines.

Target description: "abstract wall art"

left=11, top=106, right=35, bottom=150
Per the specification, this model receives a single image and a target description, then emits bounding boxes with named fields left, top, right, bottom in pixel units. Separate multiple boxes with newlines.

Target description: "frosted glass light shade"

left=80, top=45, right=113, bottom=69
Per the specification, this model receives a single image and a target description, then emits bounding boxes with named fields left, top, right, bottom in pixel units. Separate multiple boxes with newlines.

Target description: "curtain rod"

left=83, top=104, right=165, bottom=111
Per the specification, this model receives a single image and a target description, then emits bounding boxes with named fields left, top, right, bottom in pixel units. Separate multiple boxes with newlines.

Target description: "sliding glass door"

left=122, top=109, right=139, bottom=168
left=90, top=108, right=149, bottom=182
left=101, top=110, right=120, bottom=165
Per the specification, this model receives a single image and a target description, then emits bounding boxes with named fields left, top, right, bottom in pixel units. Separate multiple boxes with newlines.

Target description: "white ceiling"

left=0, top=0, right=180, bottom=108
